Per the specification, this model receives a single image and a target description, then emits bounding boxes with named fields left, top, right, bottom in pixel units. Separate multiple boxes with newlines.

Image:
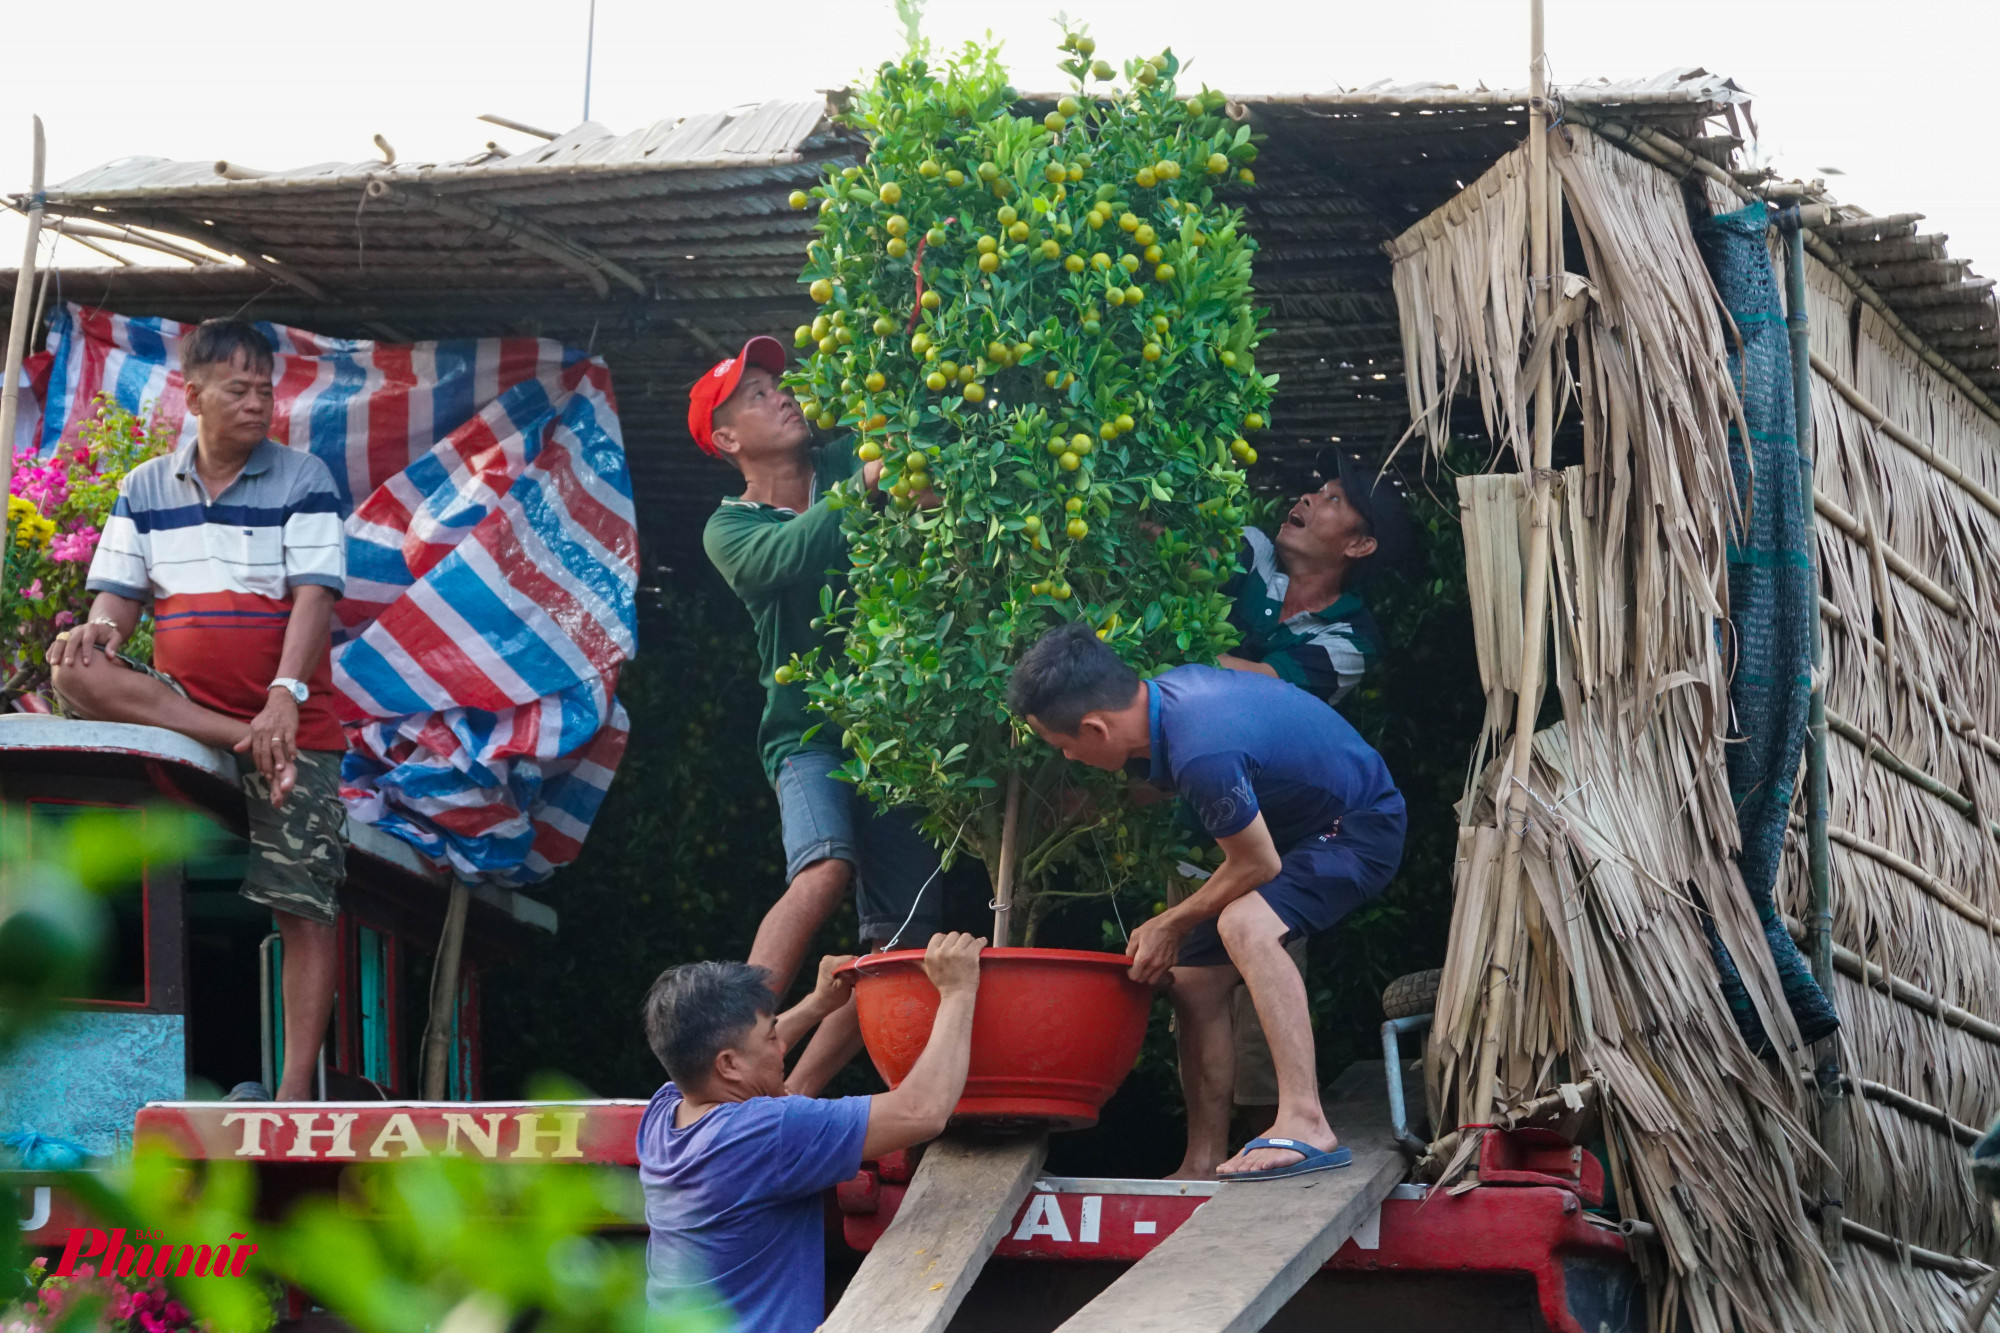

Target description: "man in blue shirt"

left=1008, top=624, right=1405, bottom=1181
left=637, top=931, right=984, bottom=1330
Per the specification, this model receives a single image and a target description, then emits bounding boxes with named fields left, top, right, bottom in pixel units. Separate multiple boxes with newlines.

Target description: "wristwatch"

left=268, top=677, right=309, bottom=704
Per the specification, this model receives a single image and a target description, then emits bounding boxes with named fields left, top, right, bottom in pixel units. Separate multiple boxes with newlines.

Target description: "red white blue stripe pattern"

left=10, top=350, right=49, bottom=459
left=36, top=304, right=637, bottom=885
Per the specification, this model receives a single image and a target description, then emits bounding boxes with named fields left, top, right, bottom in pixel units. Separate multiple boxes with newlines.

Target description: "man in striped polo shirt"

left=49, top=319, right=348, bottom=1102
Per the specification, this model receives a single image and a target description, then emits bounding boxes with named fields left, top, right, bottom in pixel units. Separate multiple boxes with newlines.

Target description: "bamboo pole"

left=477, top=113, right=560, bottom=141
left=1811, top=489, right=1961, bottom=616
left=1824, top=709, right=2000, bottom=834
left=991, top=768, right=1021, bottom=947
left=1810, top=351, right=2000, bottom=523
left=1469, top=0, right=1557, bottom=1129
left=1819, top=598, right=2000, bottom=763
left=364, top=180, right=646, bottom=298
left=0, top=116, right=47, bottom=587
left=1784, top=214, right=1847, bottom=1258
left=41, top=217, right=219, bottom=266
left=1846, top=1077, right=1983, bottom=1148
left=1789, top=817, right=2000, bottom=933
left=1783, top=916, right=2000, bottom=1046
left=421, top=879, right=471, bottom=1100
left=1835, top=1215, right=1992, bottom=1281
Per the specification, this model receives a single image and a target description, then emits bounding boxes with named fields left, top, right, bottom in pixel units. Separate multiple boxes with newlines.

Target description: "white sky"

left=3, top=0, right=1996, bottom=287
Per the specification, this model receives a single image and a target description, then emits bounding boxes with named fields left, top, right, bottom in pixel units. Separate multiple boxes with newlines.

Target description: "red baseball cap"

left=688, top=335, right=788, bottom=455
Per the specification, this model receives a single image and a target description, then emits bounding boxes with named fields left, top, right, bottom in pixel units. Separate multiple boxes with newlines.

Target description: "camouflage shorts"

left=241, top=748, right=347, bottom=926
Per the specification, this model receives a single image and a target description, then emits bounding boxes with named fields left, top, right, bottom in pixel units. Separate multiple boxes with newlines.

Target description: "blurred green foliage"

left=266, top=1150, right=684, bottom=1333
left=0, top=808, right=212, bottom=1062
left=1, top=808, right=699, bottom=1333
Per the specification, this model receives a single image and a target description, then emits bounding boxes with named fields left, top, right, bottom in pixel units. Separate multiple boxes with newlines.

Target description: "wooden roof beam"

left=366, top=180, right=648, bottom=299
left=1890, top=279, right=1996, bottom=311
left=1835, top=233, right=1949, bottom=267
left=46, top=205, right=333, bottom=302
left=43, top=218, right=221, bottom=266
left=1818, top=212, right=1924, bottom=243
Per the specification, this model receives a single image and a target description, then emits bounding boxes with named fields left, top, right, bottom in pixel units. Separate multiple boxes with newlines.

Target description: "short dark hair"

left=181, top=319, right=273, bottom=380
left=1006, top=622, right=1141, bottom=734
left=641, top=961, right=776, bottom=1085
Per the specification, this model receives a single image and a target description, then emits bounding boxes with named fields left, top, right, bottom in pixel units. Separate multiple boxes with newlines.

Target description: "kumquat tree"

left=785, top=26, right=1275, bottom=944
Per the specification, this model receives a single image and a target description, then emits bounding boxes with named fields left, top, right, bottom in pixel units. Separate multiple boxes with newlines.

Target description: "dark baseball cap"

left=1320, top=449, right=1415, bottom=569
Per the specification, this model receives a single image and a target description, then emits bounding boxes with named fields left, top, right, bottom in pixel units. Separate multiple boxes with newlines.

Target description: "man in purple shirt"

left=636, top=932, right=985, bottom=1330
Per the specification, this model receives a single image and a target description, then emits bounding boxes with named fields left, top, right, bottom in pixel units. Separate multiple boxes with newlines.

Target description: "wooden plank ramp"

left=1052, top=1060, right=1405, bottom=1333
left=821, top=1129, right=1049, bottom=1333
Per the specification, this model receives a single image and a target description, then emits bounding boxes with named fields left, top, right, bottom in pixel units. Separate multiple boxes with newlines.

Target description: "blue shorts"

left=1176, top=805, right=1406, bottom=968
left=775, top=749, right=943, bottom=946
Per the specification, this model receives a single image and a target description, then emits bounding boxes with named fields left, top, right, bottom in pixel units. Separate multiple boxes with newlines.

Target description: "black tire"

left=1382, top=968, right=1443, bottom=1020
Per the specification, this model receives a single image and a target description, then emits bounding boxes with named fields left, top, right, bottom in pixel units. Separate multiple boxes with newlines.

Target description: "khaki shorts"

left=52, top=648, right=346, bottom=925
left=1232, top=936, right=1308, bottom=1106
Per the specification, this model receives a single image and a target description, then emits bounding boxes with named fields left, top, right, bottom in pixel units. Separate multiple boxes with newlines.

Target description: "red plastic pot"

left=840, top=947, right=1152, bottom=1131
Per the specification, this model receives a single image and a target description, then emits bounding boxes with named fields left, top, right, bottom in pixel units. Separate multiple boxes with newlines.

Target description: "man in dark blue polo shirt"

left=1008, top=624, right=1405, bottom=1181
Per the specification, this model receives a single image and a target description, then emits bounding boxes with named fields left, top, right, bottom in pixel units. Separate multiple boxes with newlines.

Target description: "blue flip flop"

left=1218, top=1137, right=1353, bottom=1182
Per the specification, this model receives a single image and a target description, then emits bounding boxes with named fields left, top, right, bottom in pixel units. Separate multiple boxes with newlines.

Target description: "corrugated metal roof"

left=48, top=98, right=837, bottom=197
left=6, top=71, right=1992, bottom=572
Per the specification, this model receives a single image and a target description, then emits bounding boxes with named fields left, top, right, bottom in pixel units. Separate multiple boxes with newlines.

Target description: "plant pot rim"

left=837, top=945, right=1138, bottom=980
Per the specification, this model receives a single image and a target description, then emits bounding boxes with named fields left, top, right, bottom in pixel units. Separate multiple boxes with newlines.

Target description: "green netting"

left=1694, top=200, right=1839, bottom=1049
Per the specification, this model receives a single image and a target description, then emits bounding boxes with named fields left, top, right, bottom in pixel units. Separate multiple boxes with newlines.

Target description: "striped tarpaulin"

left=35, top=303, right=637, bottom=885
left=9, top=351, right=50, bottom=459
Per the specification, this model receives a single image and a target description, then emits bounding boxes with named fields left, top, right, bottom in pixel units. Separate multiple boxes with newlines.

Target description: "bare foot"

left=1216, top=1124, right=1340, bottom=1177
left=1163, top=1165, right=1219, bottom=1182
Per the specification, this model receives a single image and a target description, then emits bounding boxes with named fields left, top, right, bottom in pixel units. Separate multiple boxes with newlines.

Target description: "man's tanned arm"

left=861, top=932, right=984, bottom=1157
left=1124, top=814, right=1284, bottom=985
left=776, top=954, right=858, bottom=1052
left=236, top=585, right=336, bottom=800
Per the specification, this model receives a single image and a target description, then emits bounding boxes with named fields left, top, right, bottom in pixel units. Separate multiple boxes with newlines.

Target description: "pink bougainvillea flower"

left=53, top=610, right=74, bottom=628
left=49, top=527, right=99, bottom=562
left=22, top=579, right=43, bottom=601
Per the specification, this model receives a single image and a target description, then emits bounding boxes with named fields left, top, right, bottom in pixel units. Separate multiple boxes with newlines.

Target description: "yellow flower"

left=8, top=497, right=54, bottom=548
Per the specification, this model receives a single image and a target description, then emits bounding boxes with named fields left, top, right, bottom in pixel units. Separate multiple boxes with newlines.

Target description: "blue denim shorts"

left=1177, top=805, right=1405, bottom=968
left=775, top=748, right=943, bottom=946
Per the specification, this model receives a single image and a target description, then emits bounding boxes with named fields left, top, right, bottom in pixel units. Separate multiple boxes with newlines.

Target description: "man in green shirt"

left=692, top=337, right=942, bottom=1093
